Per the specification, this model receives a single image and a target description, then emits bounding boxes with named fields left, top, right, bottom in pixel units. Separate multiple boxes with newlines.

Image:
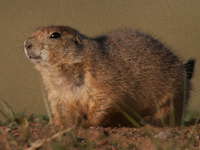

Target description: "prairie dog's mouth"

left=24, top=48, right=42, bottom=65
left=28, top=55, right=42, bottom=60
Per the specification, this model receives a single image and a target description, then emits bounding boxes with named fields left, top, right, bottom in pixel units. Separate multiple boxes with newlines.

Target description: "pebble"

left=155, top=131, right=170, bottom=139
left=96, top=139, right=108, bottom=146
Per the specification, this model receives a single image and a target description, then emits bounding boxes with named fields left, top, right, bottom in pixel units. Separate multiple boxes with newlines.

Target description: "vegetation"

left=0, top=96, right=199, bottom=149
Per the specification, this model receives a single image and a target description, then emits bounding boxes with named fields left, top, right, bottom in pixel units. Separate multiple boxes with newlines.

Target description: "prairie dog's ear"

left=73, top=34, right=83, bottom=45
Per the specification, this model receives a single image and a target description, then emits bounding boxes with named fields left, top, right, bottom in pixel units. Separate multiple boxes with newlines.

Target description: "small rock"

left=195, top=134, right=200, bottom=141
left=96, top=139, right=108, bottom=146
left=155, top=131, right=170, bottom=139
left=3, top=127, right=11, bottom=133
left=105, top=127, right=111, bottom=130
left=111, top=145, right=116, bottom=150
left=121, top=127, right=127, bottom=130
left=89, top=126, right=95, bottom=129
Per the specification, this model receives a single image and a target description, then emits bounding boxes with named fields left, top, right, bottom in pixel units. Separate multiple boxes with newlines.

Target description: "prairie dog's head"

left=24, top=26, right=84, bottom=67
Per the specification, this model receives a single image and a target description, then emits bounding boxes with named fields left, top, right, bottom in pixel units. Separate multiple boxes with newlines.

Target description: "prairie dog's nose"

left=24, top=39, right=33, bottom=51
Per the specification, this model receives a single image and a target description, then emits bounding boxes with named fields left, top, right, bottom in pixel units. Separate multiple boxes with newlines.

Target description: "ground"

left=0, top=120, right=200, bottom=150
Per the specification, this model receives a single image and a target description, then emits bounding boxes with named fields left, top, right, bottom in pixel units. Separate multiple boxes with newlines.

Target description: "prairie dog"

left=24, top=26, right=195, bottom=127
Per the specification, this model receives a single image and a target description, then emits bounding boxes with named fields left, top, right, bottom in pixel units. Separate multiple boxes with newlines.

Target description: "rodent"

left=24, top=26, right=195, bottom=127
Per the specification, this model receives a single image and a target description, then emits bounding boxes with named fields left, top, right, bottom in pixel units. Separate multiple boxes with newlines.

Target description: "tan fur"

left=24, top=26, right=194, bottom=127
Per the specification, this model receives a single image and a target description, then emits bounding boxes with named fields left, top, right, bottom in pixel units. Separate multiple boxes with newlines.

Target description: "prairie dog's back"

left=85, top=31, right=185, bottom=116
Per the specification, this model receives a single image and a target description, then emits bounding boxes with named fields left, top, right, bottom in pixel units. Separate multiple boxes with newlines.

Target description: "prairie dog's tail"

left=184, top=59, right=195, bottom=80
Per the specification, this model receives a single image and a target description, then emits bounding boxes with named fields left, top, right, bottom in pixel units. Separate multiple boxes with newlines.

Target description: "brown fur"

left=24, top=26, right=195, bottom=127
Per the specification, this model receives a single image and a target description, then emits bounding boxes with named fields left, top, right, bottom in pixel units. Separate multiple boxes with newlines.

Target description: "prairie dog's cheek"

left=40, top=50, right=48, bottom=62
left=46, top=50, right=62, bottom=63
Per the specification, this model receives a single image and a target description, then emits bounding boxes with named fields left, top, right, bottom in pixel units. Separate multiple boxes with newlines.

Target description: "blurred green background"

left=0, top=0, right=199, bottom=119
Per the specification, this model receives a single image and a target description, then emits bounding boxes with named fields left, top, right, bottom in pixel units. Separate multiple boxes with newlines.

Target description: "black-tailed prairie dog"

left=24, top=26, right=195, bottom=127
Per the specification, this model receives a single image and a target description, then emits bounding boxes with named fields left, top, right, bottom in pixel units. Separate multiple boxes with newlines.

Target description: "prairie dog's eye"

left=50, top=32, right=61, bottom=38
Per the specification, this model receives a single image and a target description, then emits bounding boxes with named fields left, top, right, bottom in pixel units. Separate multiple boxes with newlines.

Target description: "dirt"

left=0, top=122, right=200, bottom=150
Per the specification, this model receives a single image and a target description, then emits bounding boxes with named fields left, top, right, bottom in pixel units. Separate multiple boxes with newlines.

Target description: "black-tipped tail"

left=184, top=59, right=195, bottom=80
